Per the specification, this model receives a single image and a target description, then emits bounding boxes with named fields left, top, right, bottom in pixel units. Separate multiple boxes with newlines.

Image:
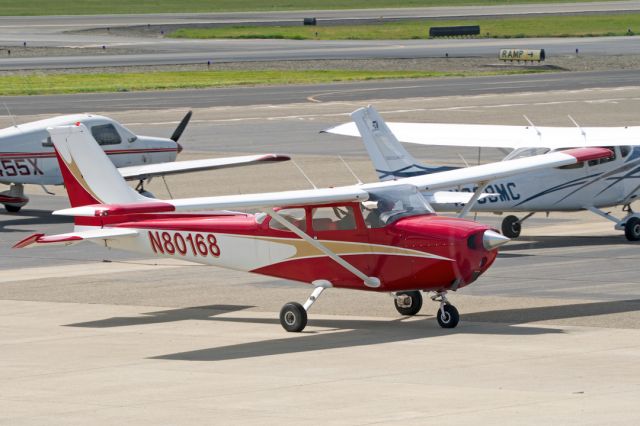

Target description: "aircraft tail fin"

left=48, top=124, right=149, bottom=208
left=350, top=106, right=454, bottom=181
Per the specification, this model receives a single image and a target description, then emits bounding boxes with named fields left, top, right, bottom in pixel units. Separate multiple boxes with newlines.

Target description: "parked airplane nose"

left=482, top=230, right=510, bottom=250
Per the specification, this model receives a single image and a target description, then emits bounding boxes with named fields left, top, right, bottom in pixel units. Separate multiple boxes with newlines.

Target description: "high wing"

left=51, top=107, right=612, bottom=219
left=54, top=186, right=370, bottom=217
left=118, top=154, right=290, bottom=181
left=324, top=121, right=640, bottom=149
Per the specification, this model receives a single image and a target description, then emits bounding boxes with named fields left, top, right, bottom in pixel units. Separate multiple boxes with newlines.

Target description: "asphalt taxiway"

left=1, top=85, right=640, bottom=423
left=2, top=69, right=640, bottom=115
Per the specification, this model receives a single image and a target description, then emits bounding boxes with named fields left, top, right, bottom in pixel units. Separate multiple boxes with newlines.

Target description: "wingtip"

left=13, top=233, right=44, bottom=249
left=260, top=154, right=291, bottom=162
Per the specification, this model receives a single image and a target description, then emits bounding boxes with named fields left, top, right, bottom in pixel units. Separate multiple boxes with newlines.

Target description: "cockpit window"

left=363, top=185, right=434, bottom=228
left=620, top=146, right=632, bottom=158
left=91, top=124, right=122, bottom=145
left=312, top=206, right=357, bottom=231
left=268, top=208, right=306, bottom=232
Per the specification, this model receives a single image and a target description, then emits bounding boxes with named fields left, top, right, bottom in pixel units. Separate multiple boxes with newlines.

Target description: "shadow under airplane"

left=0, top=209, right=71, bottom=233
left=64, top=298, right=640, bottom=362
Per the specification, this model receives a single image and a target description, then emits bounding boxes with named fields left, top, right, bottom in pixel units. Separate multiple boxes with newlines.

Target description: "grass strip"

left=0, top=1, right=607, bottom=16
left=0, top=69, right=549, bottom=96
left=170, top=13, right=640, bottom=40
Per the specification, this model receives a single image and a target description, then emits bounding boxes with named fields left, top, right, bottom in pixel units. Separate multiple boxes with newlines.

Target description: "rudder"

left=49, top=124, right=149, bottom=208
left=351, top=106, right=453, bottom=181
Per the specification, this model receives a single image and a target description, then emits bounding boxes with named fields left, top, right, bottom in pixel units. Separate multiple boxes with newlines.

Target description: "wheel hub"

left=397, top=294, right=412, bottom=308
left=284, top=311, right=296, bottom=326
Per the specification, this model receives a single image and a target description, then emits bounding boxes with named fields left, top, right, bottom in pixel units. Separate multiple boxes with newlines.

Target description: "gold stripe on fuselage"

left=241, top=235, right=452, bottom=261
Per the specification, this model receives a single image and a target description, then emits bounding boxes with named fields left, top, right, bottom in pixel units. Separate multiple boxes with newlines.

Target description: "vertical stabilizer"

left=48, top=124, right=149, bottom=207
left=351, top=106, right=453, bottom=180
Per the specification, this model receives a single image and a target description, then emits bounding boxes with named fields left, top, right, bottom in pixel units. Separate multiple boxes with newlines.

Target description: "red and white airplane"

left=0, top=111, right=288, bottom=212
left=14, top=107, right=612, bottom=332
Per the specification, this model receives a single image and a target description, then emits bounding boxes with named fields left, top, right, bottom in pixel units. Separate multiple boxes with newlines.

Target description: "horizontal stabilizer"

left=13, top=228, right=138, bottom=248
left=118, top=154, right=290, bottom=181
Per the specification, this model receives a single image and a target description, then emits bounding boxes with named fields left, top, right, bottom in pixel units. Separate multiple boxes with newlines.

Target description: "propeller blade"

left=170, top=110, right=192, bottom=142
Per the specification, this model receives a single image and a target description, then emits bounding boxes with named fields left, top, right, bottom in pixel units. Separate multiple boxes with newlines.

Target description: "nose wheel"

left=432, top=291, right=460, bottom=329
left=437, top=303, right=460, bottom=328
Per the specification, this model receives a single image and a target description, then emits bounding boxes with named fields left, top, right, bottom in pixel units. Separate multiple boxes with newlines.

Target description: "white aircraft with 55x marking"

left=14, top=106, right=611, bottom=332
left=0, top=111, right=289, bottom=212
left=326, top=108, right=640, bottom=241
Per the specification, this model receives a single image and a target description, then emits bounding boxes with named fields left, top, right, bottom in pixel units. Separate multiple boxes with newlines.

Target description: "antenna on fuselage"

left=291, top=159, right=317, bottom=189
left=568, top=115, right=587, bottom=145
left=3, top=103, right=17, bottom=127
left=338, top=155, right=363, bottom=184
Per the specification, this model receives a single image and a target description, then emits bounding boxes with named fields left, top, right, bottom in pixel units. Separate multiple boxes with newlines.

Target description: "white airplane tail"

left=350, top=106, right=454, bottom=181
left=48, top=124, right=149, bottom=208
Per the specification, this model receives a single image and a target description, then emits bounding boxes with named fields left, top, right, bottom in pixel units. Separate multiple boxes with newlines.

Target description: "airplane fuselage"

left=0, top=114, right=178, bottom=186
left=77, top=204, right=497, bottom=292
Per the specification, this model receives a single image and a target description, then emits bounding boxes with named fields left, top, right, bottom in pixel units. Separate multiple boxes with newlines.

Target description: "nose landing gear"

left=392, top=290, right=460, bottom=328
left=432, top=291, right=460, bottom=329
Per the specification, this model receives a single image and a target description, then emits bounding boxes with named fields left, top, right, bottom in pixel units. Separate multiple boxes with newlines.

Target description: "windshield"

left=363, top=185, right=434, bottom=227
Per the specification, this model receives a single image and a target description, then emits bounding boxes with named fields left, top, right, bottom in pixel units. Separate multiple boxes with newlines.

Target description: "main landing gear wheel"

left=394, top=291, right=423, bottom=316
left=280, top=302, right=308, bottom=332
left=437, top=304, right=460, bottom=329
left=501, top=215, right=521, bottom=238
left=625, top=217, right=640, bottom=241
left=3, top=204, right=22, bottom=213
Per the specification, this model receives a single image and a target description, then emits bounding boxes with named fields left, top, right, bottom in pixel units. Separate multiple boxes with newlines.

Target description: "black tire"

left=501, top=215, right=521, bottom=238
left=437, top=304, right=460, bottom=329
left=4, top=204, right=22, bottom=213
left=279, top=302, right=307, bottom=332
left=394, top=291, right=423, bottom=316
left=625, top=217, right=640, bottom=241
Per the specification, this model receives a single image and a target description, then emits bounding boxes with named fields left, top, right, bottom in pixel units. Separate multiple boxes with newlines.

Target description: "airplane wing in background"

left=324, top=121, right=640, bottom=149
left=118, top=154, right=290, bottom=181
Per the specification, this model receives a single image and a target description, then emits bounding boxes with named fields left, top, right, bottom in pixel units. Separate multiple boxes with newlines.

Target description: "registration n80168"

left=148, top=231, right=220, bottom=258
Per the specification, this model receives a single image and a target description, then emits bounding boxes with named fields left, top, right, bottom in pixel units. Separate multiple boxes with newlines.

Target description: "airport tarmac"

left=1, top=87, right=640, bottom=424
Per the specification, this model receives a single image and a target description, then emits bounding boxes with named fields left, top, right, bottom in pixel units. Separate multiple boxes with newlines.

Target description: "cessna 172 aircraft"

left=326, top=108, right=640, bottom=241
left=0, top=111, right=288, bottom=212
left=14, top=106, right=611, bottom=332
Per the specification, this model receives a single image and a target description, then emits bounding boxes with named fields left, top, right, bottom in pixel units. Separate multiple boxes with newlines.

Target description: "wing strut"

left=457, top=181, right=489, bottom=218
left=264, top=209, right=381, bottom=288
